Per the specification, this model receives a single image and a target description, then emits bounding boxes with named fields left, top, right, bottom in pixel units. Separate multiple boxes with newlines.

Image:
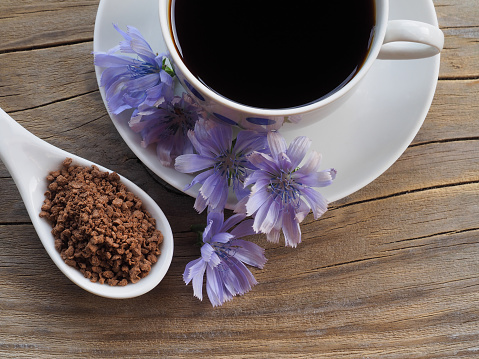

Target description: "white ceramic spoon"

left=0, top=107, right=174, bottom=299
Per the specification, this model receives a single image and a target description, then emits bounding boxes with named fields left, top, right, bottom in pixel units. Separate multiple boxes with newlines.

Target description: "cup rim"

left=159, top=0, right=389, bottom=117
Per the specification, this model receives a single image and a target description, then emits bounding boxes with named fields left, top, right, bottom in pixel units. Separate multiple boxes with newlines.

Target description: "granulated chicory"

left=40, top=158, right=163, bottom=286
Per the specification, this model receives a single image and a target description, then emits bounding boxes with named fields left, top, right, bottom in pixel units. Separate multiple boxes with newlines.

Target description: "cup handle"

left=378, top=20, right=444, bottom=60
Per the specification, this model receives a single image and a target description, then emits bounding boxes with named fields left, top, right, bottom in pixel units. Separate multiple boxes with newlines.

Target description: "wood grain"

left=1, top=0, right=478, bottom=358
left=0, top=1, right=98, bottom=52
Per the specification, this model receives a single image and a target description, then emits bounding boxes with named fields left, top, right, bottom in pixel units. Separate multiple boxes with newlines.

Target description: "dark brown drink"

left=171, top=0, right=375, bottom=109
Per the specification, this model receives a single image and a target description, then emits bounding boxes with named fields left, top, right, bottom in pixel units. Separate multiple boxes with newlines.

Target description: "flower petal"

left=184, top=168, right=215, bottom=191
left=206, top=211, right=224, bottom=236
left=234, top=195, right=249, bottom=214
left=206, top=265, right=228, bottom=307
left=277, top=152, right=293, bottom=173
left=198, top=174, right=228, bottom=210
left=233, top=180, right=251, bottom=202
left=243, top=167, right=269, bottom=187
left=122, top=25, right=156, bottom=62
left=266, top=212, right=283, bottom=243
left=267, top=131, right=287, bottom=160
left=156, top=137, right=175, bottom=167
left=246, top=185, right=272, bottom=217
left=209, top=124, right=232, bottom=156
left=266, top=228, right=281, bottom=243
left=226, top=257, right=257, bottom=293
left=301, top=187, right=328, bottom=219
left=99, top=66, right=128, bottom=90
left=282, top=207, right=302, bottom=247
left=212, top=180, right=229, bottom=211
left=253, top=196, right=275, bottom=233
left=123, top=73, right=160, bottom=92
left=94, top=53, right=136, bottom=67
left=175, top=154, right=215, bottom=173
left=234, top=130, right=268, bottom=155
left=287, top=136, right=311, bottom=169
left=295, top=199, right=311, bottom=223
left=295, top=151, right=322, bottom=176
left=221, top=213, right=247, bottom=232
left=293, top=169, right=335, bottom=187
left=199, top=172, right=223, bottom=201
left=229, top=218, right=256, bottom=238
left=247, top=152, right=279, bottom=175
left=231, top=239, right=267, bottom=269
left=193, top=192, right=209, bottom=213
left=183, top=257, right=207, bottom=301
left=260, top=198, right=282, bottom=234
left=211, top=232, right=235, bottom=244
left=201, top=243, right=221, bottom=266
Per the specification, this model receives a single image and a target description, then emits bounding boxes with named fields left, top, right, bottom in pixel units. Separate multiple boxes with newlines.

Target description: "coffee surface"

left=172, top=0, right=375, bottom=109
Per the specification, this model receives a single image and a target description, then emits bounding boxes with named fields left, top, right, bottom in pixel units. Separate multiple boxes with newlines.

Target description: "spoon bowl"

left=0, top=108, right=174, bottom=299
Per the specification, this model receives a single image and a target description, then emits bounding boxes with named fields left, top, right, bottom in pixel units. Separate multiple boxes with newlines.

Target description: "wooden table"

left=1, top=1, right=478, bottom=358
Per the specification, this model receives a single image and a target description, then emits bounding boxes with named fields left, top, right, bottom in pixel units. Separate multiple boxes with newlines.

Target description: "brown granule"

left=39, top=158, right=163, bottom=286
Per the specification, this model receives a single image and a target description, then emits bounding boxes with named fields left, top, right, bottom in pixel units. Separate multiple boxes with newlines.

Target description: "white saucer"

left=93, top=0, right=441, bottom=206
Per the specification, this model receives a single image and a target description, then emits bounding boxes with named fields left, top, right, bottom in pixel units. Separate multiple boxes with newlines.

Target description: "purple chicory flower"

left=129, top=93, right=205, bottom=167
left=241, top=131, right=336, bottom=247
left=183, top=211, right=267, bottom=307
left=175, top=121, right=268, bottom=213
left=94, top=25, right=174, bottom=115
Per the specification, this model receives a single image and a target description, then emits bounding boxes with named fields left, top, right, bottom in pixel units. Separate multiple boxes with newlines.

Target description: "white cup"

left=159, top=0, right=444, bottom=131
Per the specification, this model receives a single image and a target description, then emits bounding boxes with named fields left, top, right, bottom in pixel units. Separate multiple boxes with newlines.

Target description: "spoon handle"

left=0, top=108, right=47, bottom=183
left=0, top=108, right=34, bottom=178
left=0, top=108, right=70, bottom=217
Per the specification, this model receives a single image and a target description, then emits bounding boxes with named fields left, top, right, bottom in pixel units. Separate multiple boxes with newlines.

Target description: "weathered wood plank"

left=0, top=1, right=99, bottom=52
left=0, top=42, right=98, bottom=112
left=440, top=28, right=479, bottom=79
left=1, top=184, right=478, bottom=357
left=0, top=178, right=28, bottom=222
left=434, top=0, right=479, bottom=28
left=414, top=79, right=479, bottom=143
left=434, top=0, right=479, bottom=78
